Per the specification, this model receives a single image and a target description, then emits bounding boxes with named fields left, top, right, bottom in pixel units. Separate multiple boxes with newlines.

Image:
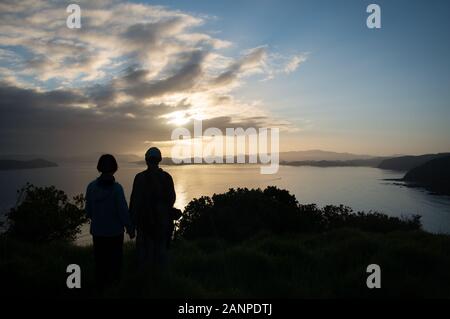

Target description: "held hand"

left=128, top=229, right=136, bottom=240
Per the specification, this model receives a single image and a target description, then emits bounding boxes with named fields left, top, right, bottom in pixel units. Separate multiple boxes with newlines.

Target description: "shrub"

left=320, top=205, right=422, bottom=233
left=6, top=183, right=87, bottom=242
left=177, top=187, right=302, bottom=242
left=176, top=186, right=422, bottom=241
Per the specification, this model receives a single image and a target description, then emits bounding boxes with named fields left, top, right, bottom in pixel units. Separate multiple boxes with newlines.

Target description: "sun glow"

left=164, top=111, right=191, bottom=126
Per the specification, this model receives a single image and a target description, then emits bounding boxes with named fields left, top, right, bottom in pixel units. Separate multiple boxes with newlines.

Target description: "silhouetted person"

left=129, top=147, right=176, bottom=269
left=85, top=154, right=134, bottom=290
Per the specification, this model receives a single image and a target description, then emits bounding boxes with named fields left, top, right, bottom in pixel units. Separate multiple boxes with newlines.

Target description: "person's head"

left=97, top=154, right=118, bottom=175
left=145, top=147, right=162, bottom=167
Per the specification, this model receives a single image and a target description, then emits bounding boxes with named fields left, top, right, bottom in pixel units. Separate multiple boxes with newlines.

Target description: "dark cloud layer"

left=124, top=50, right=206, bottom=99
left=0, top=82, right=169, bottom=154
left=0, top=1, right=301, bottom=156
left=0, top=81, right=275, bottom=155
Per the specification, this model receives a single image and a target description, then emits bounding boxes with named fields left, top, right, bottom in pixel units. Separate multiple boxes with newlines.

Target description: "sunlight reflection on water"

left=1, top=163, right=450, bottom=245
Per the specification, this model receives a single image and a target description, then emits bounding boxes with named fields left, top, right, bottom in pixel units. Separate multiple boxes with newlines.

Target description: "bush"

left=176, top=186, right=422, bottom=241
left=6, top=183, right=87, bottom=242
left=177, top=187, right=302, bottom=242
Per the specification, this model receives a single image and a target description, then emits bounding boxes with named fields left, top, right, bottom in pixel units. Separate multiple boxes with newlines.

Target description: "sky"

left=0, top=0, right=449, bottom=157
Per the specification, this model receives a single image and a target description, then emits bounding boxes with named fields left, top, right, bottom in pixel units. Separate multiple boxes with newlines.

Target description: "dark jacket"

left=86, top=175, right=132, bottom=237
left=129, top=167, right=176, bottom=237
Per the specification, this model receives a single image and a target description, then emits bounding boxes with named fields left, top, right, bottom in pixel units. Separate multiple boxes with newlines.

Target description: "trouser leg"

left=94, top=235, right=124, bottom=289
left=154, top=238, right=168, bottom=268
left=93, top=236, right=107, bottom=290
left=110, top=234, right=124, bottom=283
left=137, top=232, right=152, bottom=269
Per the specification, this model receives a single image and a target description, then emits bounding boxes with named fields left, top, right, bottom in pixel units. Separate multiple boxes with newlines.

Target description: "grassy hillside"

left=2, top=228, right=450, bottom=298
left=2, top=185, right=449, bottom=298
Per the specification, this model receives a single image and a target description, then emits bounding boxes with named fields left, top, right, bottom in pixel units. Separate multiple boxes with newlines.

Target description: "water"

left=1, top=163, right=450, bottom=244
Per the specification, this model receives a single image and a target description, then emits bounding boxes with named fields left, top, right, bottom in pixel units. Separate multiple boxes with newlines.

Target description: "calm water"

left=1, top=163, right=450, bottom=244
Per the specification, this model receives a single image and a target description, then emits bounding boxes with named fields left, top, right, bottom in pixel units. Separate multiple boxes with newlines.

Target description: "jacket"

left=129, top=167, right=176, bottom=234
left=85, top=175, right=132, bottom=237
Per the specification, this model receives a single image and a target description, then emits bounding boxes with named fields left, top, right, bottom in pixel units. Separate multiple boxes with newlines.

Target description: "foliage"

left=2, top=229, right=450, bottom=298
left=0, top=185, right=444, bottom=298
left=176, top=186, right=421, bottom=241
left=6, top=183, right=87, bottom=242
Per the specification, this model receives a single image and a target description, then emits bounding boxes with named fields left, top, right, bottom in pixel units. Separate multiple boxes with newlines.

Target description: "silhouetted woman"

left=85, top=154, right=134, bottom=290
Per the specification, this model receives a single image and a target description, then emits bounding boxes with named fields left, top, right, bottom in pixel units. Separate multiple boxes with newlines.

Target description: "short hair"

left=145, top=147, right=162, bottom=166
left=97, top=154, right=118, bottom=174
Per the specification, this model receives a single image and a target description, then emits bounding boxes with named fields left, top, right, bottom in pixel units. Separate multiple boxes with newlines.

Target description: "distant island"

left=135, top=156, right=274, bottom=166
left=0, top=159, right=58, bottom=170
left=132, top=150, right=384, bottom=167
left=282, top=152, right=450, bottom=171
left=280, top=152, right=450, bottom=196
left=127, top=151, right=450, bottom=173
left=281, top=157, right=386, bottom=168
left=3, top=151, right=448, bottom=178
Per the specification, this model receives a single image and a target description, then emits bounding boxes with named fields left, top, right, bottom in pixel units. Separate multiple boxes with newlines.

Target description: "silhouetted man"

left=129, top=147, right=176, bottom=268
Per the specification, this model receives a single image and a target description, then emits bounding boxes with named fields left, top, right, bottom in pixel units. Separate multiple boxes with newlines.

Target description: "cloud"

left=0, top=0, right=305, bottom=155
left=284, top=54, right=307, bottom=74
left=211, top=46, right=267, bottom=88
left=123, top=50, right=207, bottom=99
left=0, top=81, right=178, bottom=154
left=0, top=81, right=288, bottom=155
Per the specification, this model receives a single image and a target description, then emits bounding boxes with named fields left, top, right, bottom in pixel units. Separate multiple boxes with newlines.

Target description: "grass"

left=2, top=228, right=450, bottom=298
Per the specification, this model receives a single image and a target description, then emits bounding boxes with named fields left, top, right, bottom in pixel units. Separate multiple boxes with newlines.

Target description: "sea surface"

left=1, top=163, right=450, bottom=244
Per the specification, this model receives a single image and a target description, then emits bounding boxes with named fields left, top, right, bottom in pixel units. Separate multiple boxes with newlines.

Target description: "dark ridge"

left=0, top=159, right=58, bottom=170
left=403, top=156, right=450, bottom=195
left=378, top=152, right=450, bottom=171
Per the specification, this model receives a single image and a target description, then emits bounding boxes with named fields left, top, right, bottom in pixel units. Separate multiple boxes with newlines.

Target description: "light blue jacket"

left=86, top=176, right=132, bottom=237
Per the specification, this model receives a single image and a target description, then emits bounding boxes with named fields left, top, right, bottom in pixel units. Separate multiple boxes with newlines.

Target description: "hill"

left=403, top=156, right=450, bottom=195
left=281, top=158, right=385, bottom=168
left=133, top=150, right=382, bottom=166
left=53, top=153, right=142, bottom=163
left=378, top=153, right=450, bottom=171
left=2, top=150, right=382, bottom=167
left=1, top=153, right=142, bottom=164
left=279, top=150, right=375, bottom=162
left=0, top=159, right=57, bottom=170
